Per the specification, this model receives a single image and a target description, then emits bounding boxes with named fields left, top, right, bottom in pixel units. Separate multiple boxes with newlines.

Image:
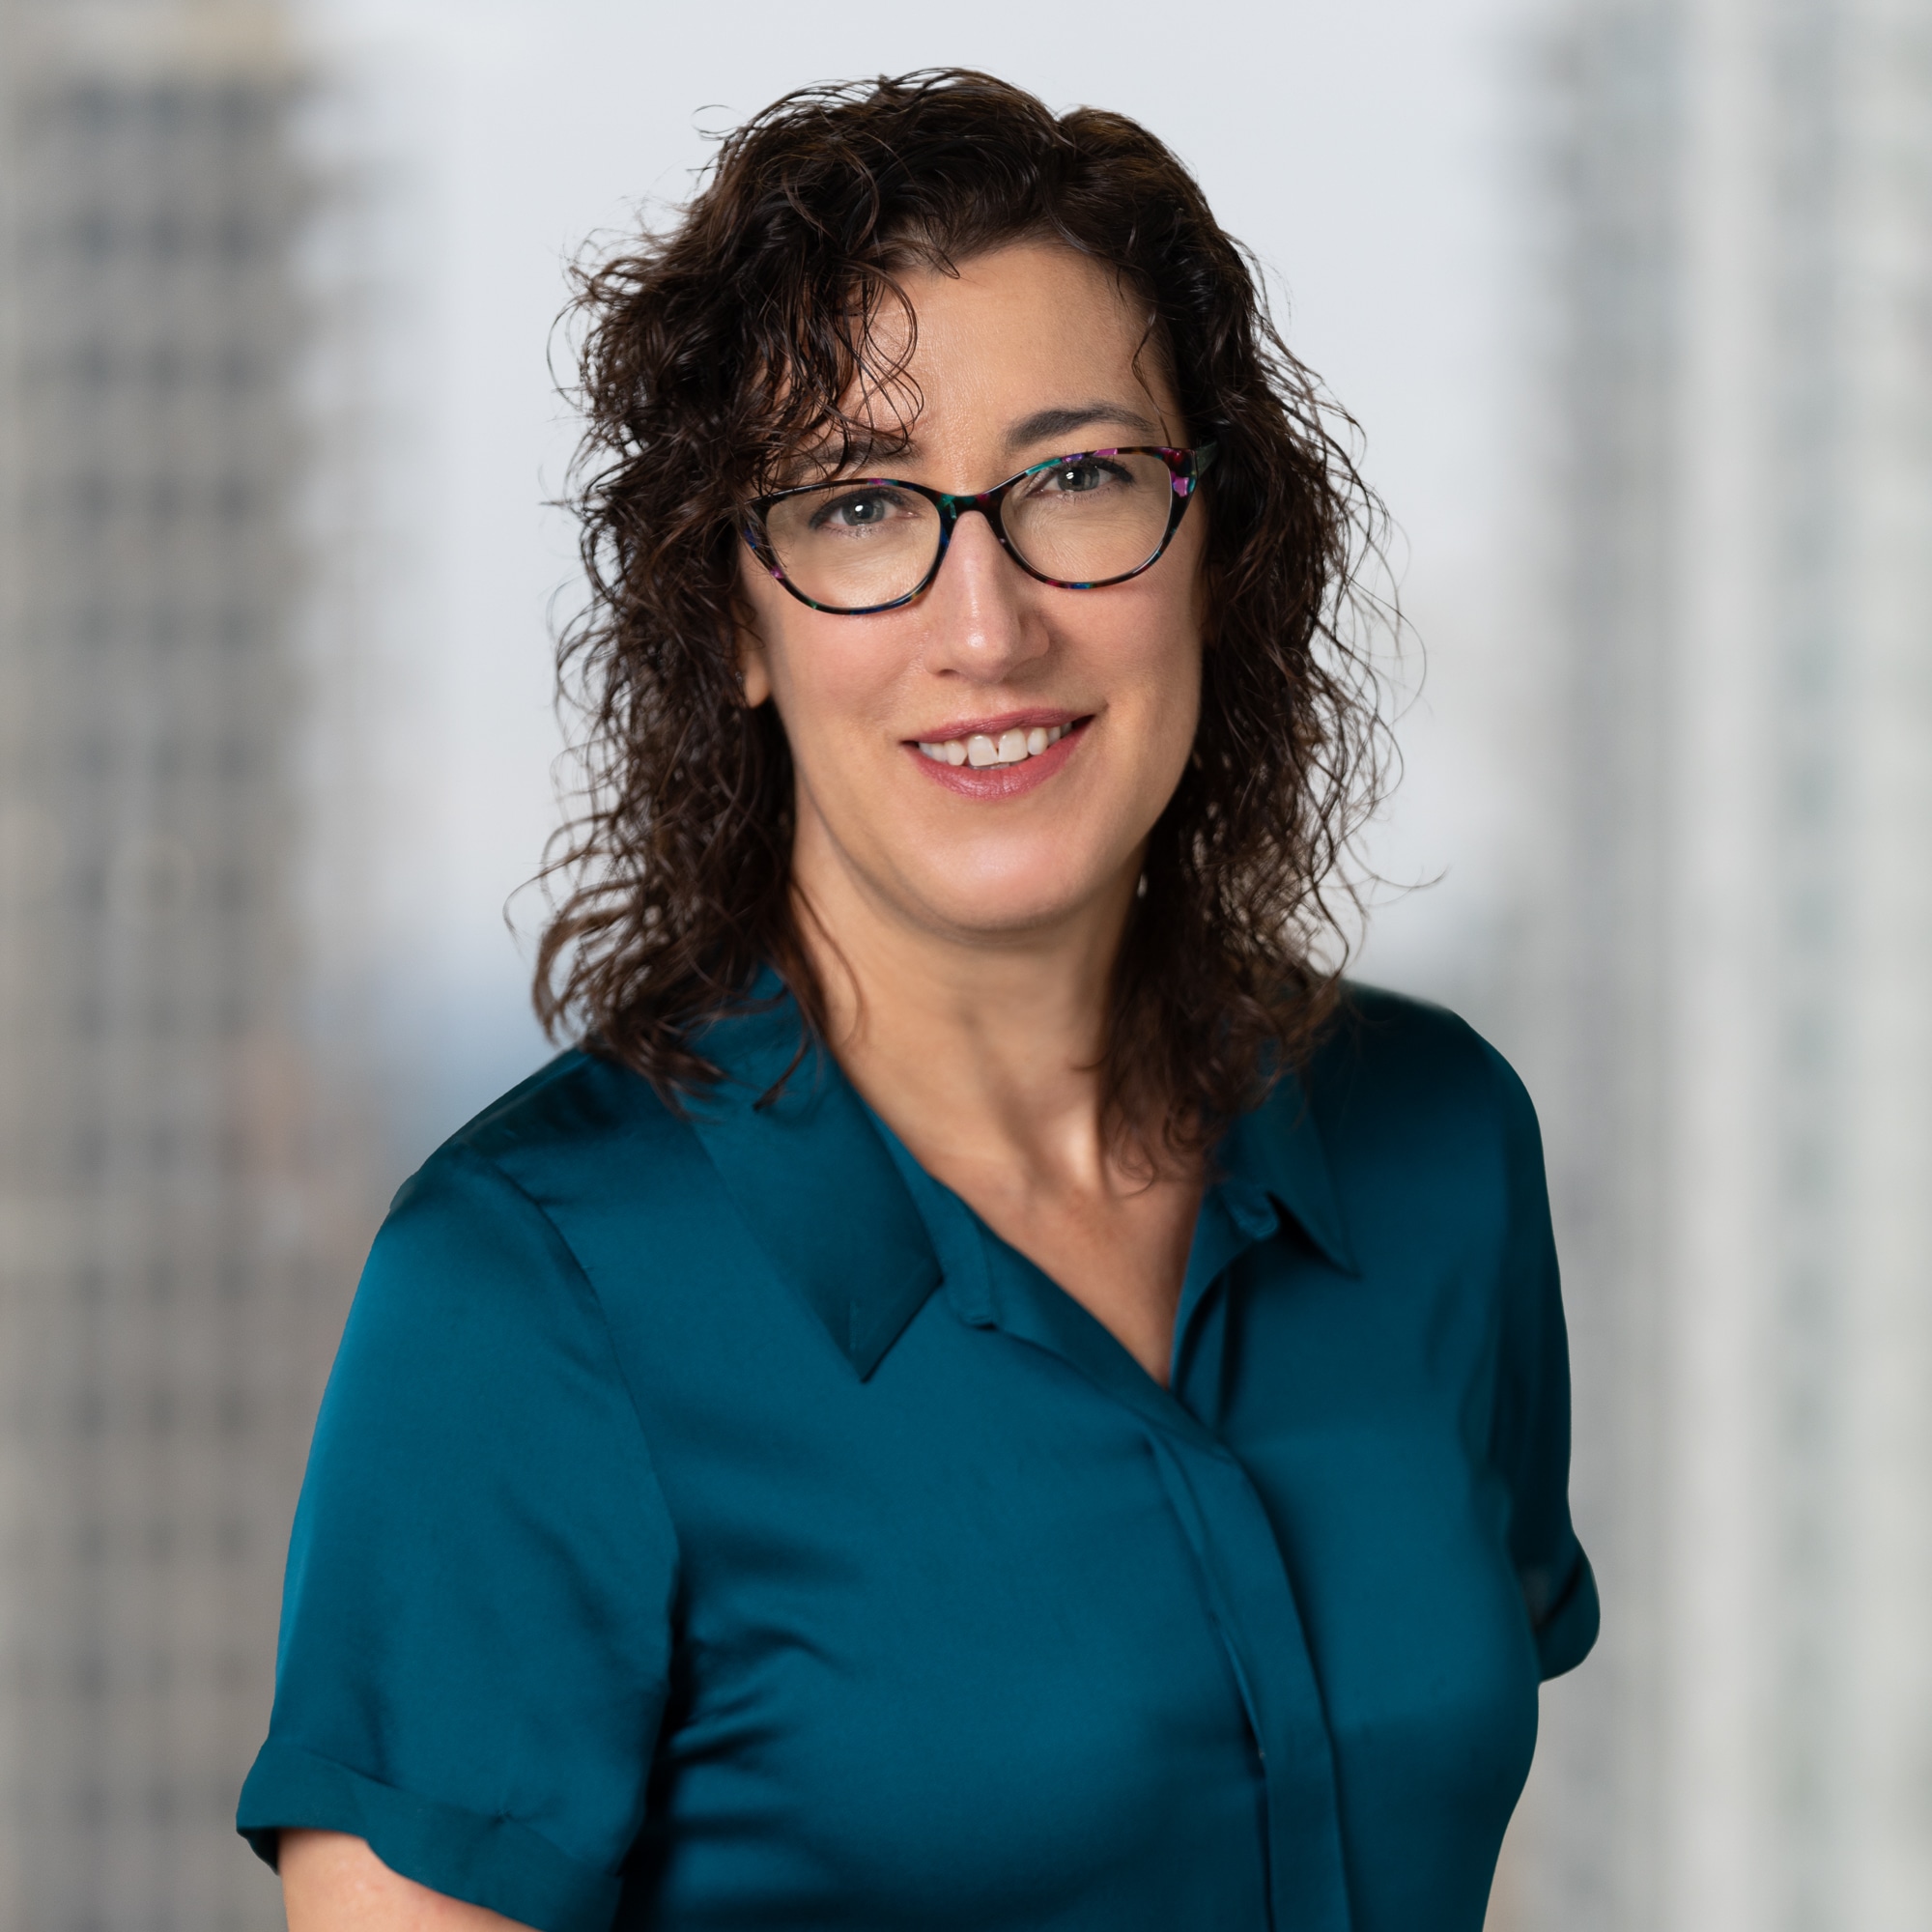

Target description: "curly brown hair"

left=535, top=68, right=1394, bottom=1151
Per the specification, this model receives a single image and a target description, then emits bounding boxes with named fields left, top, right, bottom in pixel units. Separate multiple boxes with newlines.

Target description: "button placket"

left=872, top=1117, right=1356, bottom=1931
left=1147, top=1429, right=1354, bottom=1932
left=952, top=1218, right=1354, bottom=1932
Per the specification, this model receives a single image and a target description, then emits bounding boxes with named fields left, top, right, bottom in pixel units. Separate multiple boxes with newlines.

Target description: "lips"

left=904, top=715, right=1090, bottom=798
left=916, top=722, right=1069, bottom=769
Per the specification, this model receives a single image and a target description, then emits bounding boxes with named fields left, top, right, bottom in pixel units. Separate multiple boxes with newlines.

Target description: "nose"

left=917, top=506, right=1049, bottom=682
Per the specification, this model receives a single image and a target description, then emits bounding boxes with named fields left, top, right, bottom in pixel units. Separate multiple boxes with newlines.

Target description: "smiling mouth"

left=914, top=722, right=1078, bottom=769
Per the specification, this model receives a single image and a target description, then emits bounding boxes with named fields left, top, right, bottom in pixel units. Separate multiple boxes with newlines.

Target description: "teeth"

left=917, top=724, right=1068, bottom=769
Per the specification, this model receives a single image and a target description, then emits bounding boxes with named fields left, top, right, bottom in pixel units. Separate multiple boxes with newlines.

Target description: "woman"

left=241, top=70, right=1596, bottom=1932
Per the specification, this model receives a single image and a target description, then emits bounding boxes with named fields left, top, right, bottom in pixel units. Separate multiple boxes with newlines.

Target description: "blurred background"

left=0, top=0, right=1926, bottom=1926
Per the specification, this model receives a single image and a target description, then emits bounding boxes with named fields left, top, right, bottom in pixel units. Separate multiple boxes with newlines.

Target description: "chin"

left=905, top=853, right=1124, bottom=941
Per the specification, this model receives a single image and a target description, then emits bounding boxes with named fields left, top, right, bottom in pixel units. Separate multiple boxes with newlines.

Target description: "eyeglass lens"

left=761, top=450, right=1180, bottom=610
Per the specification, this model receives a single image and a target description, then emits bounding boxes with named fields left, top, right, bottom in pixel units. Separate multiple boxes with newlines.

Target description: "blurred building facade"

left=0, top=2, right=366, bottom=1926
left=1502, top=0, right=1932, bottom=1927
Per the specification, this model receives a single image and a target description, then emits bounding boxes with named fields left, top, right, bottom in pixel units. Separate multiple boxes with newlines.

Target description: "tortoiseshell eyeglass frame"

left=740, top=442, right=1219, bottom=616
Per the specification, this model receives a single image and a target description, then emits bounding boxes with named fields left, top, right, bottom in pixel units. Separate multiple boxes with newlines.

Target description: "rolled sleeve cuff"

left=237, top=1740, right=622, bottom=1932
left=1532, top=1547, right=1601, bottom=1681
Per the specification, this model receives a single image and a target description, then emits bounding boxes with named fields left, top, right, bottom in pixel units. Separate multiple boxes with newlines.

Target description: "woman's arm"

left=279, top=1832, right=534, bottom=1932
left=240, top=1144, right=678, bottom=1926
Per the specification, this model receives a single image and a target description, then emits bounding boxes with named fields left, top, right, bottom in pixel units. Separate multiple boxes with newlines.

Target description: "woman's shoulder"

left=439, top=1043, right=689, bottom=1168
left=365, top=1048, right=719, bottom=1316
left=1291, top=980, right=1548, bottom=1218
left=406, top=1044, right=706, bottom=1211
left=1303, top=980, right=1539, bottom=1126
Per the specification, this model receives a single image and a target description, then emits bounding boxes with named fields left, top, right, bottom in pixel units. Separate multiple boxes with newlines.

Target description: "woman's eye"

left=1032, top=458, right=1124, bottom=498
left=815, top=490, right=902, bottom=530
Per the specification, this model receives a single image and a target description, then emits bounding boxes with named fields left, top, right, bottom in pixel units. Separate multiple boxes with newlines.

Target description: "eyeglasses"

left=741, top=443, right=1217, bottom=616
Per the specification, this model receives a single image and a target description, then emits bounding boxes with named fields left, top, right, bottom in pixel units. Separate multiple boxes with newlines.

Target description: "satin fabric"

left=239, top=981, right=1596, bottom=1931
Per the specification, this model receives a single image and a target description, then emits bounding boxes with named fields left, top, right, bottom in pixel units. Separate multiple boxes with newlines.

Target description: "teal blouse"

left=238, top=981, right=1596, bottom=1932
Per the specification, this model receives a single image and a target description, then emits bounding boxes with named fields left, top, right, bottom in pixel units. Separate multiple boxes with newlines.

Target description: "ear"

left=736, top=622, right=774, bottom=708
left=734, top=630, right=773, bottom=707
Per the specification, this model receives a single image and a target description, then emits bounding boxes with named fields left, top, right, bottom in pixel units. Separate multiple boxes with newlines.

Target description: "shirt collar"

left=682, top=978, right=1355, bottom=1381
left=1216, top=1070, right=1358, bottom=1275
left=682, top=982, right=941, bottom=1380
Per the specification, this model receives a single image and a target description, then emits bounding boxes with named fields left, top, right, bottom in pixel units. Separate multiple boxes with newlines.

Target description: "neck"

left=789, top=817, right=1150, bottom=1199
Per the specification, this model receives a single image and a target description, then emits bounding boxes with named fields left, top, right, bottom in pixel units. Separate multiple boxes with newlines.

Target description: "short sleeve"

left=1479, top=1042, right=1600, bottom=1681
left=237, top=1145, right=679, bottom=1932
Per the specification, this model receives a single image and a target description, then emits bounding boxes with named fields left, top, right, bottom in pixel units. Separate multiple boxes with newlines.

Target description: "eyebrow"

left=781, top=401, right=1167, bottom=490
left=1003, top=402, right=1163, bottom=453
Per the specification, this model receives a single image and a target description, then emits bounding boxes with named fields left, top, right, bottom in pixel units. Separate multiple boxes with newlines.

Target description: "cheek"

left=1143, top=654, right=1205, bottom=817
left=1115, top=515, right=1208, bottom=683
left=747, top=586, right=899, bottom=760
left=1111, top=589, right=1207, bottom=754
left=1097, top=612, right=1206, bottom=842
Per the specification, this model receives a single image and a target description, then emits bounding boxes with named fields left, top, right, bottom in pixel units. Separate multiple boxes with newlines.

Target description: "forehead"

left=859, top=241, right=1178, bottom=435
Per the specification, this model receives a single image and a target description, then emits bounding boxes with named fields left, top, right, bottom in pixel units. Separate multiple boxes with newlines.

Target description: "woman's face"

left=737, top=240, right=1208, bottom=948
